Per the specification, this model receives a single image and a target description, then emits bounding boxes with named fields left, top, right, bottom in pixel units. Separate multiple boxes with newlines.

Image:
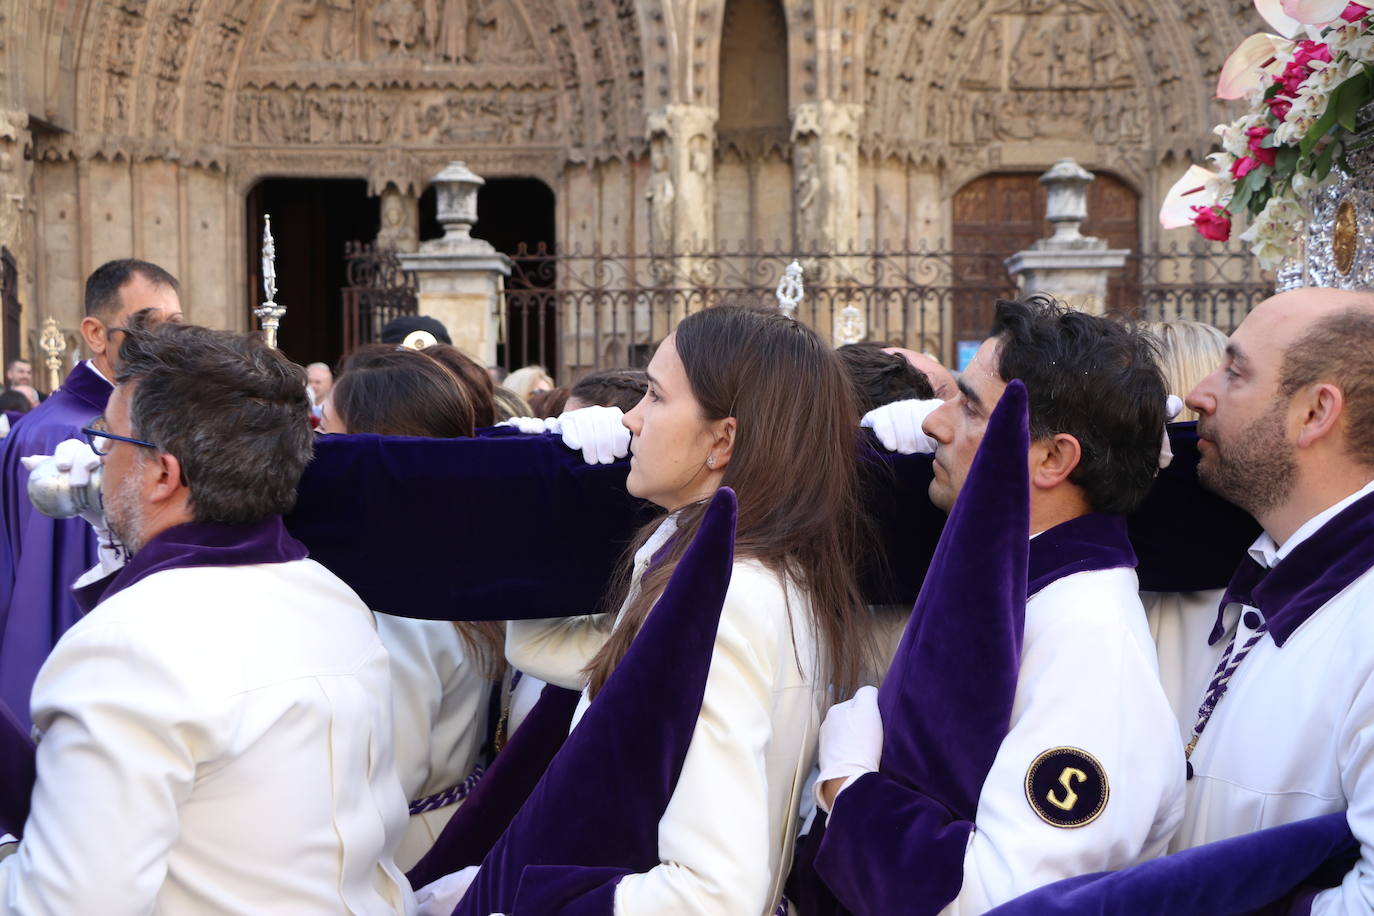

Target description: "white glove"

left=814, top=685, right=884, bottom=813
left=0, top=413, right=9, bottom=439
left=495, top=416, right=552, bottom=435
left=1158, top=394, right=1184, bottom=470
left=415, top=864, right=481, bottom=916
left=22, top=439, right=125, bottom=572
left=549, top=405, right=630, bottom=465
left=861, top=398, right=942, bottom=455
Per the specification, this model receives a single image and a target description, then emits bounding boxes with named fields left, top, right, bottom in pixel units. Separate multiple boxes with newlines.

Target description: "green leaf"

left=1275, top=145, right=1300, bottom=176
left=1301, top=102, right=1342, bottom=159
left=1315, top=139, right=1339, bottom=180
left=1230, top=174, right=1255, bottom=216
left=1336, top=73, right=1369, bottom=132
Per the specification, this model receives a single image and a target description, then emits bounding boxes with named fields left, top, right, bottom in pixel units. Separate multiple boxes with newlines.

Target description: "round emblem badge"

left=1024, top=746, right=1109, bottom=828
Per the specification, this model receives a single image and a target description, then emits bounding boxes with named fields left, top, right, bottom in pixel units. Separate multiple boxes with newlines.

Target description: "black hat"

left=379, top=315, right=452, bottom=345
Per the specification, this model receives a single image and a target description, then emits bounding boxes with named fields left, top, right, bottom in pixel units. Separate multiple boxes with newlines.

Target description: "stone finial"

left=432, top=161, right=486, bottom=244
left=1039, top=158, right=1095, bottom=245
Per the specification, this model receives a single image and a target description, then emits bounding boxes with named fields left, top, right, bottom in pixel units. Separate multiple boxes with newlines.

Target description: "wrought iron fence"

left=499, top=241, right=1272, bottom=376
left=342, top=242, right=418, bottom=353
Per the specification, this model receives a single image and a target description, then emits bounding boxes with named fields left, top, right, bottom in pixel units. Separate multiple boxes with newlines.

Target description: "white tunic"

left=0, top=559, right=415, bottom=915
left=375, top=614, right=491, bottom=872
left=941, top=567, right=1186, bottom=914
left=1171, top=480, right=1374, bottom=916
left=506, top=516, right=824, bottom=916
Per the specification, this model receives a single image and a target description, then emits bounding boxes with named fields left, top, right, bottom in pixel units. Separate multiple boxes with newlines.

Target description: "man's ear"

left=1294, top=382, right=1344, bottom=450
left=147, top=452, right=187, bottom=505
left=709, top=416, right=737, bottom=471
left=1030, top=433, right=1081, bottom=491
left=79, top=316, right=107, bottom=357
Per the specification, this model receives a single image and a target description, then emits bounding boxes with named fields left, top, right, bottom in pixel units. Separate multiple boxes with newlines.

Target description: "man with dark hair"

left=814, top=295, right=1183, bottom=911
left=1170, top=288, right=1374, bottom=911
left=0, top=259, right=182, bottom=725
left=3, top=359, right=30, bottom=389
left=566, top=367, right=649, bottom=413
left=836, top=343, right=935, bottom=413
left=0, top=324, right=413, bottom=913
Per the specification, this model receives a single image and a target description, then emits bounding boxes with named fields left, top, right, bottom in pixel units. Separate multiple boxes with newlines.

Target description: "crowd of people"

left=0, top=255, right=1370, bottom=915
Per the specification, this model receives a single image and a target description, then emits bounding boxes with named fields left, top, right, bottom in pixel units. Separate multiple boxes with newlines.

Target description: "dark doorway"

left=420, top=177, right=556, bottom=374
left=950, top=171, right=1140, bottom=364
left=246, top=178, right=379, bottom=369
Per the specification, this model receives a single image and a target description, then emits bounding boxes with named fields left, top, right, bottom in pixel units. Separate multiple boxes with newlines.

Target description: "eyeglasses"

left=80, top=416, right=159, bottom=456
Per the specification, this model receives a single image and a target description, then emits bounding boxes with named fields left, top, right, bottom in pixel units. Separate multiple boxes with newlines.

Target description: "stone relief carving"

left=646, top=131, right=674, bottom=250
left=232, top=87, right=561, bottom=146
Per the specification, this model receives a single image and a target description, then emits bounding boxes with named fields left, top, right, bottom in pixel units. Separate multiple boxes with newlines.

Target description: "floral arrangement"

left=1160, top=0, right=1374, bottom=267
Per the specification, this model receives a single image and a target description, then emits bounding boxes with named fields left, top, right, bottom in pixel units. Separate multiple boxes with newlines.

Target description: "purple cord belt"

left=409, top=764, right=487, bottom=815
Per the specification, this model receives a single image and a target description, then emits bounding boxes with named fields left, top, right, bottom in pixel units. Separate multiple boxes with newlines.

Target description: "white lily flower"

left=1257, top=0, right=1306, bottom=36
left=1218, top=33, right=1292, bottom=98
left=1280, top=0, right=1351, bottom=25
left=1160, top=165, right=1226, bottom=229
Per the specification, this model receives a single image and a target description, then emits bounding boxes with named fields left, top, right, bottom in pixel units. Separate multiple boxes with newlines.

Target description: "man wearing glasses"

left=0, top=322, right=414, bottom=913
left=0, top=259, right=181, bottom=727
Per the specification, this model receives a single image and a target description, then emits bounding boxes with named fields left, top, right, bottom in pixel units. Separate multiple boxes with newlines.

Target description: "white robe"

left=0, top=559, right=415, bottom=915
left=376, top=614, right=492, bottom=872
left=1171, top=480, right=1374, bottom=916
left=506, top=516, right=824, bottom=916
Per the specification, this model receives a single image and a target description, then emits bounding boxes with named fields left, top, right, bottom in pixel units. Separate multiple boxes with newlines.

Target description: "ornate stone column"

left=645, top=105, right=718, bottom=256
left=0, top=108, right=33, bottom=367
left=1004, top=159, right=1130, bottom=315
left=398, top=162, right=511, bottom=363
left=790, top=101, right=863, bottom=254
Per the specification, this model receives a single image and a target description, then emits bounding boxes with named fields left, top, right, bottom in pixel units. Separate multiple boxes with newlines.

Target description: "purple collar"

left=1210, top=489, right=1374, bottom=647
left=58, top=361, right=114, bottom=414
left=1028, top=512, right=1137, bottom=597
left=73, top=516, right=308, bottom=614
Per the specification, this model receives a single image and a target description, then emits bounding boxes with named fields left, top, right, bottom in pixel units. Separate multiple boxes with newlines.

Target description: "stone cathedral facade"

left=0, top=0, right=1262, bottom=373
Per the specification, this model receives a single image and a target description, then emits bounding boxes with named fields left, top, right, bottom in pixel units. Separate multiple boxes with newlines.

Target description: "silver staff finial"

left=776, top=259, right=803, bottom=317
left=254, top=214, right=286, bottom=349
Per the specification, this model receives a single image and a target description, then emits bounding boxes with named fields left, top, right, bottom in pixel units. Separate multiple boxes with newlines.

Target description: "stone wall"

left=0, top=0, right=1264, bottom=372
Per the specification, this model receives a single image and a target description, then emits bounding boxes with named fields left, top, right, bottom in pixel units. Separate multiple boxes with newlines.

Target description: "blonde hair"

left=1146, top=320, right=1228, bottom=422
left=502, top=364, right=555, bottom=400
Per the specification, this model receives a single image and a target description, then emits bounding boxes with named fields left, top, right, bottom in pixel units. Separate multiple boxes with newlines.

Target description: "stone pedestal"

left=398, top=162, right=511, bottom=364
left=1005, top=159, right=1128, bottom=315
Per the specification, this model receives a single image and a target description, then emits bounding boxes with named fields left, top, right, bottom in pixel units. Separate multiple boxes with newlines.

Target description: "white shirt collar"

left=1248, top=478, right=1374, bottom=569
left=84, top=359, right=113, bottom=387
left=633, top=512, right=680, bottom=570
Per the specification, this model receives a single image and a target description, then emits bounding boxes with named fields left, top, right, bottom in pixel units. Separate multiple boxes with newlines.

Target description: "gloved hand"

left=415, top=864, right=481, bottom=916
left=495, top=416, right=552, bottom=435
left=861, top=398, right=942, bottom=454
left=23, top=439, right=125, bottom=572
left=814, top=685, right=884, bottom=813
left=549, top=405, right=630, bottom=465
left=1159, top=394, right=1184, bottom=470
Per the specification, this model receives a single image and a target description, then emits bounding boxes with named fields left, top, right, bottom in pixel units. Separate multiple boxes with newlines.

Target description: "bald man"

left=1175, top=288, right=1374, bottom=914
left=882, top=347, right=956, bottom=400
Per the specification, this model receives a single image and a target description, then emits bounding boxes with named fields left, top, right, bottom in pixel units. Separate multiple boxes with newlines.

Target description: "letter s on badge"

left=1025, top=747, right=1108, bottom=828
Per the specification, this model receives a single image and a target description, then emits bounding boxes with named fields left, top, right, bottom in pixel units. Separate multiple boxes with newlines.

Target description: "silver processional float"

left=28, top=216, right=286, bottom=520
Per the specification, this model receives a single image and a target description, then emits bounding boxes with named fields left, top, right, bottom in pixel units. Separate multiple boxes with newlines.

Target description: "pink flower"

left=1192, top=206, right=1233, bottom=242
left=1268, top=96, right=1293, bottom=120
left=1252, top=145, right=1279, bottom=166
left=1293, top=39, right=1334, bottom=65
left=1341, top=2, right=1369, bottom=21
left=1247, top=125, right=1272, bottom=145
left=1231, top=156, right=1261, bottom=178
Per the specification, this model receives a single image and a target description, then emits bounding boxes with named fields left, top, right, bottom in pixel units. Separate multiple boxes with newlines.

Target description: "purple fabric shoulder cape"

left=0, top=517, right=306, bottom=839
left=453, top=487, right=738, bottom=916
left=284, top=424, right=1257, bottom=626
left=984, top=811, right=1357, bottom=916
left=0, top=362, right=111, bottom=728
left=792, top=380, right=1031, bottom=916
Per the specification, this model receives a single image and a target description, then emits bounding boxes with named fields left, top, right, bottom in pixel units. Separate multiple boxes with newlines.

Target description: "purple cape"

left=984, top=811, right=1357, bottom=916
left=454, top=487, right=738, bottom=916
left=0, top=362, right=111, bottom=728
left=284, top=424, right=1256, bottom=626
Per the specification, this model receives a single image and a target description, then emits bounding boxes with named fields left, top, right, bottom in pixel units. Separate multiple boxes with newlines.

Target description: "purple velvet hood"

left=453, top=486, right=738, bottom=915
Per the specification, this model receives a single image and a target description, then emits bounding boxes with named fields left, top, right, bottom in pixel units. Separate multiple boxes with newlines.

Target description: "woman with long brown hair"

left=318, top=344, right=501, bottom=872
left=505, top=304, right=868, bottom=913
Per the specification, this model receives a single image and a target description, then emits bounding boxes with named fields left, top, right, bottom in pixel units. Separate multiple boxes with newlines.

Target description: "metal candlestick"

left=254, top=214, right=286, bottom=349
left=776, top=259, right=803, bottom=318
left=39, top=316, right=65, bottom=392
